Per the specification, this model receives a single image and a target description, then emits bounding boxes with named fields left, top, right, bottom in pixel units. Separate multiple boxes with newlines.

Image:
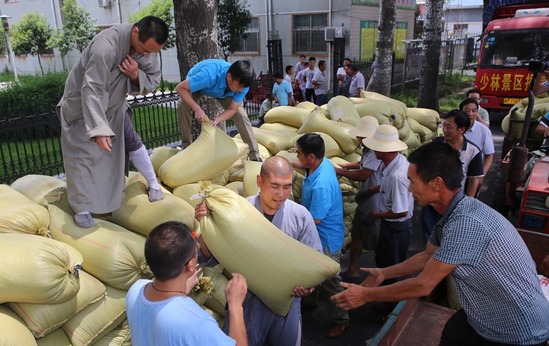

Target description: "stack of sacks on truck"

left=501, top=94, right=549, bottom=141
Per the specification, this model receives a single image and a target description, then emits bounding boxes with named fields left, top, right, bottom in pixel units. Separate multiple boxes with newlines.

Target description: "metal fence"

left=0, top=90, right=262, bottom=185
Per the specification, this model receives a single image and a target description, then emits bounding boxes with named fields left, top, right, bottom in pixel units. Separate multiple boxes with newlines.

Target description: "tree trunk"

left=367, top=0, right=395, bottom=96
left=417, top=0, right=444, bottom=110
left=173, top=0, right=224, bottom=139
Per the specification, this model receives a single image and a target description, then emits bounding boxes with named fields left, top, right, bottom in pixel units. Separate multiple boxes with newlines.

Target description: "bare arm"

left=176, top=80, right=207, bottom=123
left=225, top=273, right=248, bottom=346
left=334, top=167, right=373, bottom=182
left=465, top=177, right=480, bottom=197
left=214, top=100, right=240, bottom=124
left=535, top=123, right=549, bottom=137
left=482, top=154, right=493, bottom=176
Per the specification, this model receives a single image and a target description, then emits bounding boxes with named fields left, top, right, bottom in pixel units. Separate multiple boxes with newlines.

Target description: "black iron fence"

left=0, top=90, right=262, bottom=185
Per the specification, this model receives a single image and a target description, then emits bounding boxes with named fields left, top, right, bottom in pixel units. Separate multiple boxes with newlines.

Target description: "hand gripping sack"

left=198, top=186, right=340, bottom=316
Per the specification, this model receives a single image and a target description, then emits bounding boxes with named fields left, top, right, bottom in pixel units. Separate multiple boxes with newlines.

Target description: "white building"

left=442, top=0, right=484, bottom=39
left=0, top=0, right=416, bottom=85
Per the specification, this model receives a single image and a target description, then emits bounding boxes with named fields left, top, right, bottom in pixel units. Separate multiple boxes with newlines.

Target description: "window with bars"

left=292, top=14, right=328, bottom=54
left=236, top=17, right=260, bottom=53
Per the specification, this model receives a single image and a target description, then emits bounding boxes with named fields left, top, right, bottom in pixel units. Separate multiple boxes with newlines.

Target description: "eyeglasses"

left=439, top=122, right=457, bottom=130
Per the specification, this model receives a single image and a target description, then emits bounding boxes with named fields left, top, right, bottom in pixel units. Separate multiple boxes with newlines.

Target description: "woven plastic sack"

left=407, top=117, right=436, bottom=143
left=112, top=174, right=197, bottom=237
left=0, top=184, right=51, bottom=237
left=10, top=175, right=66, bottom=207
left=236, top=127, right=293, bottom=155
left=224, top=181, right=244, bottom=196
left=198, top=186, right=339, bottom=316
left=296, top=101, right=319, bottom=111
left=327, top=95, right=361, bottom=126
left=357, top=91, right=407, bottom=129
left=398, top=119, right=412, bottom=141
left=149, top=146, right=180, bottom=175
left=48, top=204, right=151, bottom=290
left=295, top=132, right=345, bottom=158
left=243, top=160, right=263, bottom=197
left=159, top=123, right=240, bottom=188
left=298, top=111, right=358, bottom=154
left=36, top=328, right=71, bottom=346
left=259, top=122, right=300, bottom=136
left=406, top=107, right=440, bottom=131
left=62, top=285, right=127, bottom=346
left=189, top=264, right=229, bottom=317
left=91, top=319, right=131, bottom=346
left=264, top=106, right=311, bottom=128
left=173, top=183, right=224, bottom=209
left=0, top=305, right=37, bottom=346
left=0, top=233, right=82, bottom=304
left=9, top=270, right=106, bottom=338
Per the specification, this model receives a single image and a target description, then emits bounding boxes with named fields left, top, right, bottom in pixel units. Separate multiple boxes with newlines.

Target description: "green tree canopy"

left=217, top=0, right=251, bottom=60
left=51, top=0, right=96, bottom=56
left=129, top=0, right=175, bottom=50
left=10, top=12, right=53, bottom=76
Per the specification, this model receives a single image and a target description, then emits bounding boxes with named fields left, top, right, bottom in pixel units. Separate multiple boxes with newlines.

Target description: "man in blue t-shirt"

left=272, top=72, right=295, bottom=106
left=176, top=59, right=261, bottom=161
left=332, top=142, right=549, bottom=346
left=126, top=221, right=248, bottom=346
left=294, top=133, right=350, bottom=339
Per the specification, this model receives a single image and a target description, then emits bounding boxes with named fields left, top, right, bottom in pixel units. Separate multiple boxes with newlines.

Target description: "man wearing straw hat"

left=361, top=124, right=414, bottom=321
left=335, top=116, right=382, bottom=284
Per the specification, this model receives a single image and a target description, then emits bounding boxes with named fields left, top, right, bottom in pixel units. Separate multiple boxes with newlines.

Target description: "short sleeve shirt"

left=312, top=70, right=328, bottom=95
left=301, top=158, right=345, bottom=253
left=358, top=148, right=382, bottom=213
left=349, top=72, right=365, bottom=97
left=433, top=137, right=484, bottom=189
left=272, top=80, right=293, bottom=106
left=378, top=154, right=413, bottom=222
left=186, top=59, right=249, bottom=103
left=464, top=120, right=495, bottom=156
left=430, top=193, right=549, bottom=344
left=304, top=68, right=318, bottom=89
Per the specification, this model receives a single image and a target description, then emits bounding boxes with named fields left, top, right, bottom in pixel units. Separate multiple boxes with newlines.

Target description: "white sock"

left=129, top=145, right=161, bottom=190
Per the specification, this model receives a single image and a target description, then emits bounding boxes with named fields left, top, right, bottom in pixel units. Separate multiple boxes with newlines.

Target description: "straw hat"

left=362, top=124, right=408, bottom=152
left=348, top=116, right=379, bottom=138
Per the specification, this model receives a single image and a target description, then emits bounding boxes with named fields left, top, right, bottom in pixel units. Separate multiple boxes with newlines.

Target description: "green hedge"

left=0, top=72, right=68, bottom=118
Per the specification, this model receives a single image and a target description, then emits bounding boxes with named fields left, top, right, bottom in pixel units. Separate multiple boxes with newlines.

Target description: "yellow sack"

left=149, top=146, right=180, bottom=175
left=296, top=101, right=319, bottom=112
left=295, top=132, right=345, bottom=158
left=0, top=185, right=50, bottom=237
left=173, top=183, right=224, bottom=209
left=342, top=152, right=362, bottom=163
left=259, top=122, right=299, bottom=136
left=112, top=174, right=197, bottom=237
left=403, top=132, right=422, bottom=151
left=298, top=111, right=358, bottom=154
left=0, top=233, right=82, bottom=304
left=159, top=123, right=240, bottom=188
left=358, top=91, right=407, bottom=128
left=0, top=305, right=37, bottom=346
left=224, top=181, right=244, bottom=196
left=407, top=117, right=437, bottom=143
left=236, top=127, right=294, bottom=155
left=189, top=265, right=229, bottom=317
left=10, top=175, right=66, bottom=207
left=264, top=106, right=311, bottom=128
left=62, top=285, right=127, bottom=346
left=9, top=271, right=106, bottom=338
left=327, top=95, right=361, bottom=126
left=92, top=320, right=131, bottom=346
left=199, top=187, right=340, bottom=316
left=243, top=160, right=263, bottom=197
left=36, top=328, right=71, bottom=346
left=48, top=205, right=151, bottom=290
left=406, top=107, right=440, bottom=131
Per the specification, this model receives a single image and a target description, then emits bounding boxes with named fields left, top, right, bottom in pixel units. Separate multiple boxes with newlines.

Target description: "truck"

left=475, top=2, right=549, bottom=115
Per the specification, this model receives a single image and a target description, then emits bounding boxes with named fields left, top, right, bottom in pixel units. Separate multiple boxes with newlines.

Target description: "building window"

left=292, top=14, right=327, bottom=54
left=453, top=24, right=468, bottom=38
left=236, top=17, right=259, bottom=53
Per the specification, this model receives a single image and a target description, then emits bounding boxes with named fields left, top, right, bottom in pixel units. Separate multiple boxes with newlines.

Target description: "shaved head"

left=260, top=156, right=294, bottom=179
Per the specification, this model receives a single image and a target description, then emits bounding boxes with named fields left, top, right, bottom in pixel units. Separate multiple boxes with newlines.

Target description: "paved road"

left=301, top=123, right=505, bottom=345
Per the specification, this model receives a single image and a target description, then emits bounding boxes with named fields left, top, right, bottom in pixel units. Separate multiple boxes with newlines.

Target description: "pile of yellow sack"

left=501, top=94, right=549, bottom=140
left=1, top=92, right=438, bottom=344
